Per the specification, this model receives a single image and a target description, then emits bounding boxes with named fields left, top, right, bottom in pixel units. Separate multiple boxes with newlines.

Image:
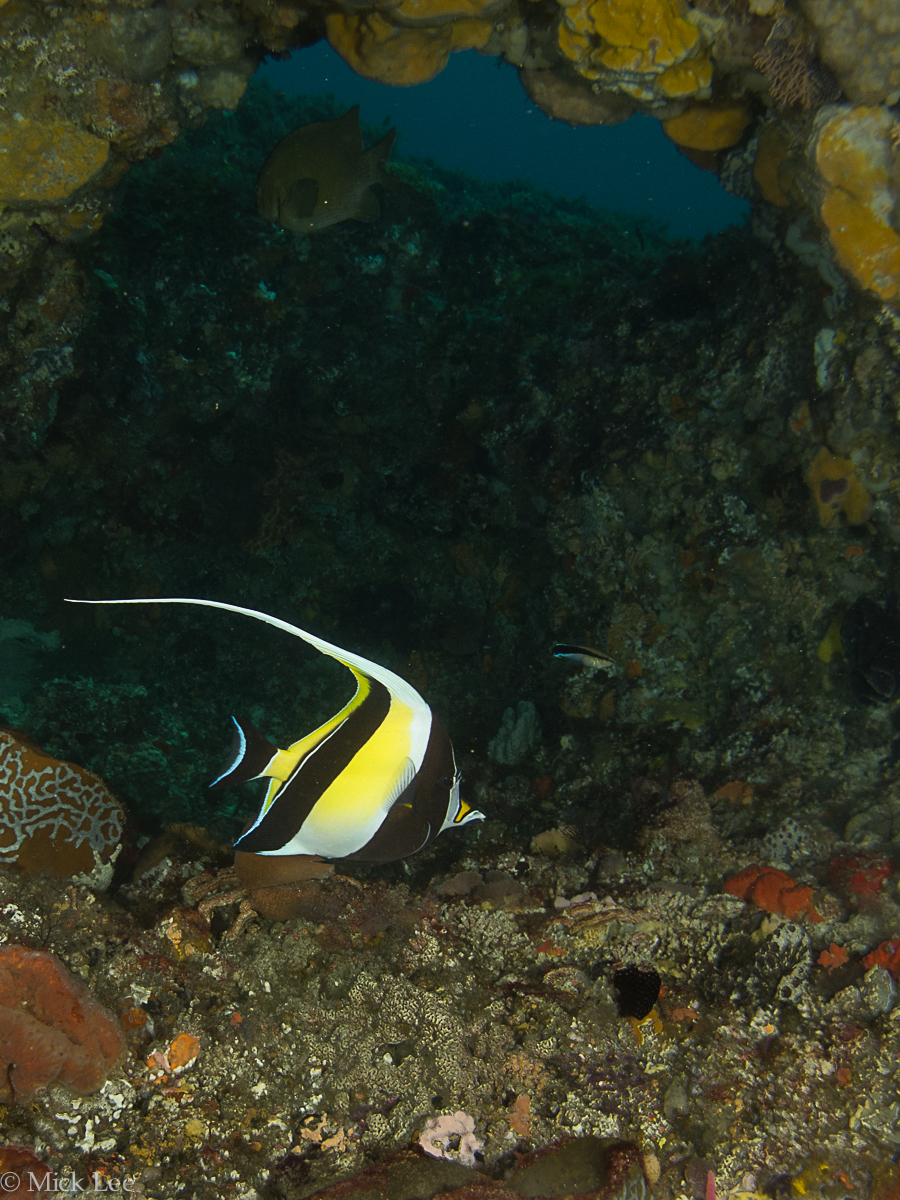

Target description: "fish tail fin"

left=367, top=127, right=399, bottom=191
left=210, top=716, right=281, bottom=789
left=372, top=127, right=396, bottom=163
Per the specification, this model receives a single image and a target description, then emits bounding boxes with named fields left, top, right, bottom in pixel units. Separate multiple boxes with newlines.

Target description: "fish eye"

left=442, top=776, right=453, bottom=788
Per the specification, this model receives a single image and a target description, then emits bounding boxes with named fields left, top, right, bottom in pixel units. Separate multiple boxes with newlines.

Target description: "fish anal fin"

left=210, top=716, right=281, bottom=790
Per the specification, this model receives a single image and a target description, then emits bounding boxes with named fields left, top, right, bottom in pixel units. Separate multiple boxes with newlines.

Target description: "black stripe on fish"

left=63, top=595, right=486, bottom=864
left=341, top=713, right=456, bottom=863
left=234, top=675, right=392, bottom=854
left=210, top=716, right=280, bottom=789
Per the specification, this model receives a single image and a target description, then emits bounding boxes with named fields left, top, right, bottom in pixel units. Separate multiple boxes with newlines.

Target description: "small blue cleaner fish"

left=552, top=643, right=616, bottom=671
left=65, top=598, right=484, bottom=883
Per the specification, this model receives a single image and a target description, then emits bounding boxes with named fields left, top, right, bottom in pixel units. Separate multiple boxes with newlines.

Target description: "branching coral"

left=753, top=35, right=840, bottom=110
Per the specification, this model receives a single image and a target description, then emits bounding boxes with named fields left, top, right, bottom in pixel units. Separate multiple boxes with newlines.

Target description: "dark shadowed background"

left=258, top=43, right=750, bottom=240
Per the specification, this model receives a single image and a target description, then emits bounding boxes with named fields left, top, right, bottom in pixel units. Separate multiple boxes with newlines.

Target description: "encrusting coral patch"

left=0, top=729, right=124, bottom=879
left=556, top=0, right=713, bottom=103
left=804, top=446, right=873, bottom=528
left=813, top=105, right=900, bottom=302
left=0, top=116, right=111, bottom=206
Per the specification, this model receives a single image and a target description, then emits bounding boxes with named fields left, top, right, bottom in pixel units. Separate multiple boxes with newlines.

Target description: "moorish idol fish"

left=552, top=643, right=616, bottom=672
left=65, top=598, right=484, bottom=884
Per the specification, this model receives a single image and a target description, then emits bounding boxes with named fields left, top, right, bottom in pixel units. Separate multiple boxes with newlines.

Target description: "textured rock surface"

left=0, top=116, right=110, bottom=206
left=0, top=0, right=900, bottom=404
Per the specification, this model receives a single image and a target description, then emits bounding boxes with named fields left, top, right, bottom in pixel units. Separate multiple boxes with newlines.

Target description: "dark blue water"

left=257, top=43, right=749, bottom=241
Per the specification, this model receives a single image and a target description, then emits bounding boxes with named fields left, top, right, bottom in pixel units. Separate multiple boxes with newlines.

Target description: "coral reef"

left=2, top=0, right=900, bottom=431
left=0, top=729, right=124, bottom=880
left=3, top=65, right=900, bottom=1200
left=0, top=780, right=896, bottom=1197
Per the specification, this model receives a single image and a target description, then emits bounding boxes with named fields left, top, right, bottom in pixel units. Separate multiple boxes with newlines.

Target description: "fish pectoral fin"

left=383, top=756, right=417, bottom=809
left=341, top=799, right=430, bottom=863
left=210, top=716, right=282, bottom=789
left=285, top=176, right=319, bottom=220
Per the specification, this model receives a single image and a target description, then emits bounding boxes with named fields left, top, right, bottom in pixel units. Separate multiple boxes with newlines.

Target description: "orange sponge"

left=814, top=106, right=900, bottom=302
left=863, top=939, right=900, bottom=979
left=663, top=103, right=751, bottom=151
left=724, top=864, right=822, bottom=921
left=326, top=9, right=491, bottom=85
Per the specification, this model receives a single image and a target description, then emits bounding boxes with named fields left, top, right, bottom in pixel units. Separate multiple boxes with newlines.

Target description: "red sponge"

left=0, top=947, right=124, bottom=1100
